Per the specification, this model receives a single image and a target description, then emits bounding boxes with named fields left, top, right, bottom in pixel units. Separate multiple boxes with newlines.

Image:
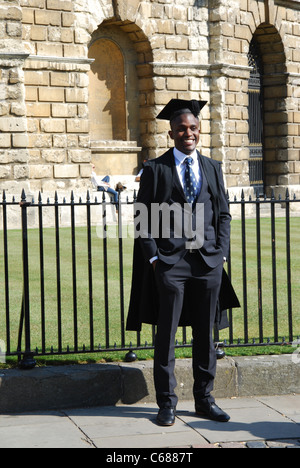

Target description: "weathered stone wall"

left=22, top=0, right=91, bottom=193
left=0, top=0, right=300, bottom=198
left=211, top=0, right=300, bottom=197
left=0, top=0, right=29, bottom=193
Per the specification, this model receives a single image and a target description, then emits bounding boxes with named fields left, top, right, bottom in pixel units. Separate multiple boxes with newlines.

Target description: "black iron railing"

left=0, top=189, right=299, bottom=368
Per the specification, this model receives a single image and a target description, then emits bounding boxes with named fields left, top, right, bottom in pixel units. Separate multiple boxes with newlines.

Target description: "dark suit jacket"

left=136, top=149, right=231, bottom=266
left=126, top=149, right=240, bottom=332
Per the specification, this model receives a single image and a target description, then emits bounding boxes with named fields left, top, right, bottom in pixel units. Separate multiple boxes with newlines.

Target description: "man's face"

left=169, top=113, right=200, bottom=155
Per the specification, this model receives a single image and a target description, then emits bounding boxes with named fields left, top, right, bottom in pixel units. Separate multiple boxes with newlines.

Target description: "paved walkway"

left=0, top=394, right=299, bottom=449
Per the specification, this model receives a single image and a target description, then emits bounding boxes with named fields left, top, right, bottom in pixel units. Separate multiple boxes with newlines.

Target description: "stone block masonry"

left=0, top=0, right=92, bottom=195
left=0, top=0, right=300, bottom=198
left=21, top=0, right=92, bottom=194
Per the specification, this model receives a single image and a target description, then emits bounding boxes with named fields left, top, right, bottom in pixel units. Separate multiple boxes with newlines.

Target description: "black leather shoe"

left=156, top=407, right=176, bottom=426
left=195, top=401, right=230, bottom=422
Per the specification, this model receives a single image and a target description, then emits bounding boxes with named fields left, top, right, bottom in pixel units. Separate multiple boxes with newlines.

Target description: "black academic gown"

left=126, top=149, right=240, bottom=332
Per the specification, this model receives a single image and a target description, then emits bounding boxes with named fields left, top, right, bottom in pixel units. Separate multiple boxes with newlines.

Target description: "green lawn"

left=0, top=216, right=299, bottom=361
left=227, top=216, right=300, bottom=344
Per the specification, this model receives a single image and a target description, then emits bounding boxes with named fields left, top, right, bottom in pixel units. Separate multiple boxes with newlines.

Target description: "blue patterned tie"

left=184, top=157, right=198, bottom=206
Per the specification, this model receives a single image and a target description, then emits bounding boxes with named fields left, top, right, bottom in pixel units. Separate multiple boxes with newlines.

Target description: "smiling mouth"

left=183, top=139, right=195, bottom=143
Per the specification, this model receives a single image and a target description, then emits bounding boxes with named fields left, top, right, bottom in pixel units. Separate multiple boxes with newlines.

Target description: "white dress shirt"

left=173, top=147, right=202, bottom=193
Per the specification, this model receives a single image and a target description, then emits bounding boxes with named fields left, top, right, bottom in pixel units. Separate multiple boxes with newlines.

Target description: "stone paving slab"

left=0, top=395, right=299, bottom=449
left=0, top=411, right=91, bottom=448
left=176, top=396, right=300, bottom=444
left=66, top=403, right=208, bottom=449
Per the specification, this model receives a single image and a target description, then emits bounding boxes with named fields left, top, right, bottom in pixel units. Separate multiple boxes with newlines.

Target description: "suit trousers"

left=154, top=251, right=223, bottom=409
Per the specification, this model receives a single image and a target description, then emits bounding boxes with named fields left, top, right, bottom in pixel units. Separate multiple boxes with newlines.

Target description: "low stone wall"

left=0, top=355, right=298, bottom=413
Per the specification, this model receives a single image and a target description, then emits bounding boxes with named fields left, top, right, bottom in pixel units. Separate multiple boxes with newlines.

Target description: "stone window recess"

left=88, top=24, right=142, bottom=176
left=88, top=38, right=127, bottom=141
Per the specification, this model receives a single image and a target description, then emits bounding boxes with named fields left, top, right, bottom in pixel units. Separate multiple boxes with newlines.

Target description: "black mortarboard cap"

left=157, top=99, right=207, bottom=122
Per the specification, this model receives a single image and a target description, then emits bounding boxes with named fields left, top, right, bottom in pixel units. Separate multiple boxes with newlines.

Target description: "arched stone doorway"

left=248, top=24, right=288, bottom=197
left=248, top=38, right=264, bottom=196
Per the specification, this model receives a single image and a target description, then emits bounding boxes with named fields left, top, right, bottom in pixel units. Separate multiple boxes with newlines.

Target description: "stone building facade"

left=1, top=0, right=300, bottom=198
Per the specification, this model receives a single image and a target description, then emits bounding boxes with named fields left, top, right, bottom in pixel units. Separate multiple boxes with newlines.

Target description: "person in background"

left=135, top=159, right=149, bottom=183
left=90, top=165, right=119, bottom=206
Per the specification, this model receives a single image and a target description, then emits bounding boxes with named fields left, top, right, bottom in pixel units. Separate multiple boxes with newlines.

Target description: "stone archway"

left=248, top=37, right=265, bottom=196
left=250, top=24, right=288, bottom=196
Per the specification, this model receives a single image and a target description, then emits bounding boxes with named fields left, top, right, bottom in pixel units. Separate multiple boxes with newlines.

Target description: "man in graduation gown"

left=126, top=99, right=240, bottom=426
